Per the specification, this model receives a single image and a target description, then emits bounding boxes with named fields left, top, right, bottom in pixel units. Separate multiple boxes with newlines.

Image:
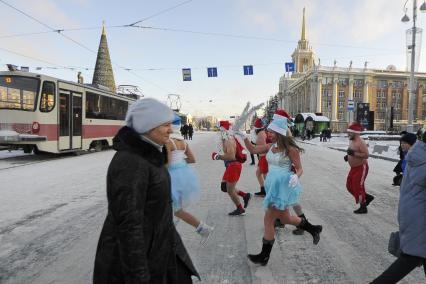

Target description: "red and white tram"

left=0, top=70, right=136, bottom=154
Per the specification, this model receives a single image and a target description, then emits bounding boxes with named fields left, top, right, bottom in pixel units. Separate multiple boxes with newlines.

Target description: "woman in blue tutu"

left=166, top=114, right=213, bottom=243
left=238, top=113, right=322, bottom=266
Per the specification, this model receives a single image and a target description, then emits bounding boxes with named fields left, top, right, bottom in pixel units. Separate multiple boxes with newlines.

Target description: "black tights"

left=371, top=253, right=426, bottom=283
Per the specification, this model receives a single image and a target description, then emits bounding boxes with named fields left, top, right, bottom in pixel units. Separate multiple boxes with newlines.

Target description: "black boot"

left=292, top=214, right=306, bottom=235
left=254, top=186, right=266, bottom=197
left=247, top=238, right=274, bottom=266
left=299, top=218, right=322, bottom=245
left=354, top=203, right=367, bottom=214
left=365, top=194, right=375, bottom=207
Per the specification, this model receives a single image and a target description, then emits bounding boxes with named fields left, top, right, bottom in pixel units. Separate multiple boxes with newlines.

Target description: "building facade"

left=278, top=9, right=426, bottom=132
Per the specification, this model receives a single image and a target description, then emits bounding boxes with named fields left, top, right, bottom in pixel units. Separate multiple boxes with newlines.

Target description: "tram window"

left=59, top=94, right=69, bottom=136
left=0, top=76, right=39, bottom=111
left=86, top=91, right=128, bottom=120
left=40, top=81, right=56, bottom=112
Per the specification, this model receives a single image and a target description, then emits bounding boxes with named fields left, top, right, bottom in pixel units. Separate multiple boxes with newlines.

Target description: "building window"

left=338, top=111, right=344, bottom=120
left=377, top=80, right=388, bottom=88
left=354, top=79, right=364, bottom=87
left=338, top=78, right=348, bottom=86
left=339, top=90, right=345, bottom=98
left=325, top=77, right=333, bottom=85
left=392, top=81, right=403, bottom=89
left=338, top=101, right=344, bottom=108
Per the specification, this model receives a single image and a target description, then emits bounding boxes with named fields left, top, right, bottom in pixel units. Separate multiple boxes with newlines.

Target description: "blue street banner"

left=285, top=62, right=295, bottom=72
left=243, top=65, right=253, bottom=75
left=207, top=67, right=218, bottom=77
left=182, top=68, right=191, bottom=81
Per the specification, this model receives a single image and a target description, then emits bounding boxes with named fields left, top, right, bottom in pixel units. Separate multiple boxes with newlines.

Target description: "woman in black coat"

left=93, top=98, right=199, bottom=284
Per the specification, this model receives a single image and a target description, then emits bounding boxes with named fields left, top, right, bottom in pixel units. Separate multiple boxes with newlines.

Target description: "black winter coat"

left=93, top=126, right=199, bottom=284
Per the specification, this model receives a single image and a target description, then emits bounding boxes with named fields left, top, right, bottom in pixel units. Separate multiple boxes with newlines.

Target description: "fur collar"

left=112, top=126, right=168, bottom=167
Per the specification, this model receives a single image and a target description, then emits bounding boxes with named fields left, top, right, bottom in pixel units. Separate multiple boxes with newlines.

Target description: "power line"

left=127, top=0, right=194, bottom=26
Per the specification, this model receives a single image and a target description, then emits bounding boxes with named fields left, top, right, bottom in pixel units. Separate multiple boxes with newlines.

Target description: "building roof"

left=295, top=113, right=330, bottom=123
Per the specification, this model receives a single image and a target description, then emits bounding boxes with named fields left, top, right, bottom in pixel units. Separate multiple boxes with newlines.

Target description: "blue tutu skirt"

left=263, top=165, right=302, bottom=210
left=169, top=161, right=201, bottom=212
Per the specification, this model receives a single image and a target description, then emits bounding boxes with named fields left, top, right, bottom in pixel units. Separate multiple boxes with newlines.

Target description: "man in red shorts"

left=253, top=118, right=268, bottom=196
left=344, top=122, right=374, bottom=214
left=212, top=120, right=251, bottom=216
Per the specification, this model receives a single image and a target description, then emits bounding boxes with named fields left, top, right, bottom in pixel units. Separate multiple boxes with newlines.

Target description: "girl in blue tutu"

left=166, top=114, right=213, bottom=243
left=238, top=111, right=322, bottom=266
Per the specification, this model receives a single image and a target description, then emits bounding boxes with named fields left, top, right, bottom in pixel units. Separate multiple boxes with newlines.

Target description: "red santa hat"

left=273, top=109, right=291, bottom=120
left=347, top=122, right=363, bottom=134
left=254, top=118, right=263, bottom=129
left=219, top=120, right=230, bottom=130
left=273, top=109, right=294, bottom=126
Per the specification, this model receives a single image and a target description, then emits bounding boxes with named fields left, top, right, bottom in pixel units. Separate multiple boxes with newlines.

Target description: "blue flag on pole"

left=243, top=65, right=253, bottom=75
left=207, top=67, right=218, bottom=77
left=285, top=62, right=295, bottom=72
left=182, top=68, right=191, bottom=81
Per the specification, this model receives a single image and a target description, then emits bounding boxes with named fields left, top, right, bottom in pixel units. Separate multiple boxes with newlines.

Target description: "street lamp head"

left=420, top=1, right=426, bottom=12
left=401, top=13, right=410, bottom=22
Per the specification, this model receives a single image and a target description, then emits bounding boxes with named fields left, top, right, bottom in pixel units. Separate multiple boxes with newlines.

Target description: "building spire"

left=92, top=22, right=116, bottom=92
left=301, top=7, right=306, bottom=41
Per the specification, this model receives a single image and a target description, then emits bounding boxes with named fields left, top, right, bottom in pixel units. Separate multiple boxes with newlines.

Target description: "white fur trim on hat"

left=125, top=98, right=174, bottom=134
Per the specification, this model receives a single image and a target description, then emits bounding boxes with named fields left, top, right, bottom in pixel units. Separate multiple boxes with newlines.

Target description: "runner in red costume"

left=344, top=122, right=374, bottom=214
left=212, top=120, right=251, bottom=216
left=253, top=118, right=268, bottom=196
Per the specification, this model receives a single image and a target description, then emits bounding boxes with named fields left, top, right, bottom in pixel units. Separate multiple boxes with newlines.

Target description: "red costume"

left=346, top=163, right=369, bottom=203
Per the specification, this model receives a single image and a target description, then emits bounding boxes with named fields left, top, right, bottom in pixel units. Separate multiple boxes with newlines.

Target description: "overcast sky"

left=1, top=0, right=425, bottom=118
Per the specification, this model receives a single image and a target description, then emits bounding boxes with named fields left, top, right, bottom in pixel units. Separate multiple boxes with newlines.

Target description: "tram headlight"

left=32, top=121, right=40, bottom=134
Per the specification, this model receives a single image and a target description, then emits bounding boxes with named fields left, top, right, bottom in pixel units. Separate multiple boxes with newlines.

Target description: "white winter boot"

left=196, top=222, right=214, bottom=245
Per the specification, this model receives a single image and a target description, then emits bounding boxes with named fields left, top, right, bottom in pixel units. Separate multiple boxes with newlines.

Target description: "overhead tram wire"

left=0, top=0, right=172, bottom=93
left=127, top=0, right=194, bottom=26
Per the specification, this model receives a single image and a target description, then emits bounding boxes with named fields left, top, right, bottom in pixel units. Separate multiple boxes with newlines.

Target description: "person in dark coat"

left=371, top=131, right=426, bottom=283
left=188, top=124, right=194, bottom=140
left=93, top=98, right=200, bottom=284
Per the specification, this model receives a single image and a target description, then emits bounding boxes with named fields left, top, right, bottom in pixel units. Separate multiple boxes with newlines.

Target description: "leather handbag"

left=388, top=231, right=402, bottom=257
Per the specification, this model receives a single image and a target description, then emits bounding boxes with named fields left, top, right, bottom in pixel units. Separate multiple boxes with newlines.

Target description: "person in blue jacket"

left=371, top=130, right=426, bottom=283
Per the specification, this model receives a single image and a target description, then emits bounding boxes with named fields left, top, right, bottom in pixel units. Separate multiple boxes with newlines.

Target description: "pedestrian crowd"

left=93, top=97, right=426, bottom=283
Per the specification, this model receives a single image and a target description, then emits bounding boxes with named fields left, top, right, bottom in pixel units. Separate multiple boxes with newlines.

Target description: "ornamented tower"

left=291, top=8, right=316, bottom=75
left=92, top=22, right=116, bottom=92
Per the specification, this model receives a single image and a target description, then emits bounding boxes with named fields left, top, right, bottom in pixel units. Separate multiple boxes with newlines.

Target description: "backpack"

left=235, top=138, right=247, bottom=163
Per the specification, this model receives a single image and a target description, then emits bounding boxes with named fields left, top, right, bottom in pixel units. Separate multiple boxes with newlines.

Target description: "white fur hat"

left=125, top=98, right=174, bottom=134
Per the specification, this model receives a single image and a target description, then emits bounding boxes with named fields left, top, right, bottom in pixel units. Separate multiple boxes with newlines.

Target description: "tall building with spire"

left=92, top=23, right=116, bottom=92
left=291, top=7, right=316, bottom=75
left=275, top=8, right=425, bottom=133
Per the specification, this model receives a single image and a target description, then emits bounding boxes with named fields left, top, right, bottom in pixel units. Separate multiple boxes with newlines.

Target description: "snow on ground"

left=0, top=132, right=424, bottom=283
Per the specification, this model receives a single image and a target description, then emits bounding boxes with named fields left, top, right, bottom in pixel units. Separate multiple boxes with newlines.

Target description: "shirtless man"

left=212, top=120, right=251, bottom=216
left=253, top=118, right=268, bottom=196
left=344, top=122, right=374, bottom=214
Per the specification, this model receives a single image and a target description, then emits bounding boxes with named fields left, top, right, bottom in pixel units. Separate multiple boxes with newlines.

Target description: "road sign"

left=347, top=100, right=355, bottom=111
left=285, top=62, right=295, bottom=72
left=243, top=65, right=253, bottom=75
left=207, top=67, right=218, bottom=77
left=182, top=68, right=191, bottom=81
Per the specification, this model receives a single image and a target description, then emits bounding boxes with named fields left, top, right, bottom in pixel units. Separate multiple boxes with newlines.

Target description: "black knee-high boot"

left=247, top=238, right=275, bottom=266
left=292, top=214, right=307, bottom=235
left=299, top=218, right=322, bottom=245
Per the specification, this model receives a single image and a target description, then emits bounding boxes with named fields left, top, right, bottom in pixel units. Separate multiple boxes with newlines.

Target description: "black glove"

left=344, top=155, right=348, bottom=162
left=347, top=148, right=355, bottom=156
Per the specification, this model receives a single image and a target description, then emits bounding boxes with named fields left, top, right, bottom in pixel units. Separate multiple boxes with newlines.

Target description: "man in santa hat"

left=253, top=118, right=268, bottom=196
left=211, top=120, right=251, bottom=216
left=344, top=122, right=374, bottom=214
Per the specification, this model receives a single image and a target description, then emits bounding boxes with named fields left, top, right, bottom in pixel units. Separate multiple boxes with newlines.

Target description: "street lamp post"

left=402, top=0, right=426, bottom=132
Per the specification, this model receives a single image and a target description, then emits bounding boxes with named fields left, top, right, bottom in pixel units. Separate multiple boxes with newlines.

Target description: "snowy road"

left=0, top=132, right=423, bottom=283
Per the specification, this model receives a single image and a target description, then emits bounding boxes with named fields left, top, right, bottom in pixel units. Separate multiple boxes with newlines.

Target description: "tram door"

left=58, top=90, right=82, bottom=150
